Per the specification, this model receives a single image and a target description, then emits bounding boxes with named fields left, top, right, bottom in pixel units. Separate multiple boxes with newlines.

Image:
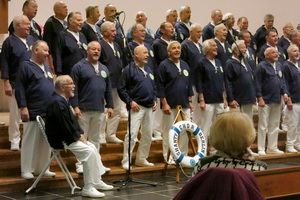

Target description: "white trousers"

left=78, top=111, right=105, bottom=150
left=8, top=91, right=21, bottom=144
left=199, top=103, right=225, bottom=140
left=257, top=104, right=281, bottom=151
left=152, top=99, right=163, bottom=137
left=229, top=104, right=254, bottom=120
left=21, top=121, right=51, bottom=173
left=122, top=106, right=153, bottom=165
left=286, top=103, right=300, bottom=147
left=106, top=89, right=122, bottom=139
left=162, top=108, right=190, bottom=162
left=65, top=141, right=105, bottom=189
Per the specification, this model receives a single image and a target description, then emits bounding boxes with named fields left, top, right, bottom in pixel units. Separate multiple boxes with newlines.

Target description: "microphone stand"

left=112, top=12, right=158, bottom=190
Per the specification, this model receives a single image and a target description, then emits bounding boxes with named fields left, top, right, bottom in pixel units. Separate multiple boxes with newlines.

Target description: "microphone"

left=110, top=11, right=124, bottom=18
left=216, top=18, right=230, bottom=25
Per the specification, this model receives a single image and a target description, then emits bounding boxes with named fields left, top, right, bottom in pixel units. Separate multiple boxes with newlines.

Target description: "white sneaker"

left=104, top=167, right=111, bottom=172
left=167, top=157, right=176, bottom=165
left=258, top=150, right=266, bottom=156
left=44, top=170, right=56, bottom=177
left=286, top=146, right=298, bottom=153
left=122, top=162, right=132, bottom=170
left=21, top=172, right=34, bottom=180
left=266, top=148, right=284, bottom=154
left=135, top=160, right=154, bottom=167
left=151, top=135, right=162, bottom=141
left=82, top=187, right=105, bottom=198
left=10, top=142, right=19, bottom=151
left=94, top=180, right=114, bottom=190
left=106, top=136, right=123, bottom=144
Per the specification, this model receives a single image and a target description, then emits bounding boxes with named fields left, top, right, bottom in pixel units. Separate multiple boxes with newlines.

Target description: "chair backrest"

left=36, top=115, right=53, bottom=149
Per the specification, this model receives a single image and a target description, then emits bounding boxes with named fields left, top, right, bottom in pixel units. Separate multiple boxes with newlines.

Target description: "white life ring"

left=169, top=121, right=206, bottom=168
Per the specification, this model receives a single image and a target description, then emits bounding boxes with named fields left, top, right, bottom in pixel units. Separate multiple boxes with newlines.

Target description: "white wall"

left=5, top=0, right=300, bottom=39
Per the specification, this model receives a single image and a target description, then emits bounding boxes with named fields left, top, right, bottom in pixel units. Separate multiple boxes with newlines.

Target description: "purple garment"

left=174, top=167, right=265, bottom=200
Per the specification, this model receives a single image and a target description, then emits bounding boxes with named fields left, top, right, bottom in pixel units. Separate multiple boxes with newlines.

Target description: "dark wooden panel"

left=0, top=0, right=8, bottom=34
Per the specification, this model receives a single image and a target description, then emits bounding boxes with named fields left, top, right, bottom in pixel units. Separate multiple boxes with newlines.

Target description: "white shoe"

left=135, top=160, right=154, bottom=167
left=10, top=142, right=19, bottom=151
left=167, top=157, right=176, bottom=165
left=82, top=187, right=105, bottom=198
left=106, top=136, right=123, bottom=144
left=34, top=170, right=56, bottom=177
left=21, top=172, right=34, bottom=180
left=286, top=146, right=298, bottom=153
left=104, top=167, right=111, bottom=172
left=94, top=180, right=114, bottom=190
left=151, top=135, right=162, bottom=141
left=267, top=148, right=284, bottom=154
left=258, top=150, right=266, bottom=156
left=122, top=162, right=132, bottom=170
left=44, top=170, right=56, bottom=177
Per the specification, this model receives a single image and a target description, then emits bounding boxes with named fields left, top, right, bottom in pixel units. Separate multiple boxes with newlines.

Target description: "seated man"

left=45, top=75, right=113, bottom=198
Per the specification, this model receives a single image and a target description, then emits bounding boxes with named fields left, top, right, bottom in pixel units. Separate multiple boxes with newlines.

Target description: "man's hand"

left=20, top=107, right=29, bottom=122
left=107, top=108, right=114, bottom=118
left=74, top=107, right=82, bottom=119
left=229, top=100, right=238, bottom=108
left=3, top=80, right=12, bottom=96
left=199, top=100, right=206, bottom=111
left=152, top=101, right=157, bottom=112
left=79, top=134, right=87, bottom=144
left=131, top=101, right=140, bottom=112
left=287, top=98, right=293, bottom=110
left=258, top=97, right=265, bottom=107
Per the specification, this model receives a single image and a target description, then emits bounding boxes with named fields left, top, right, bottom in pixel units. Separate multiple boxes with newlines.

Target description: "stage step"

left=0, top=113, right=300, bottom=200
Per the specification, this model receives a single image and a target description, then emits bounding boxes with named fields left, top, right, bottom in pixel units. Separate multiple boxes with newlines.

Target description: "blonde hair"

left=210, top=111, right=256, bottom=158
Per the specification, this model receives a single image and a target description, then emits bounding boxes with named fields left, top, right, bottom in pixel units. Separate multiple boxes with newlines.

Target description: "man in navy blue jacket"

left=1, top=15, right=35, bottom=151
left=255, top=46, right=289, bottom=155
left=70, top=41, right=113, bottom=173
left=224, top=40, right=256, bottom=118
left=53, top=11, right=87, bottom=75
left=15, top=40, right=55, bottom=180
left=118, top=45, right=157, bottom=170
left=46, top=75, right=113, bottom=198
left=282, top=45, right=300, bottom=153
left=156, top=41, right=194, bottom=162
left=175, top=5, right=192, bottom=43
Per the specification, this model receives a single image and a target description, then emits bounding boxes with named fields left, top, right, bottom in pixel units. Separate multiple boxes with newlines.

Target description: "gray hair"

left=202, top=39, right=214, bottom=55
left=13, top=15, right=28, bottom=30
left=100, top=21, right=114, bottom=33
left=214, top=23, right=226, bottom=35
left=287, top=44, right=299, bottom=54
left=289, top=30, right=300, bottom=41
left=167, top=41, right=181, bottom=51
left=55, top=75, right=70, bottom=90
left=179, top=5, right=190, bottom=14
left=222, top=13, right=233, bottom=21
left=231, top=40, right=245, bottom=53
left=264, top=14, right=274, bottom=20
left=190, top=23, right=202, bottom=31
left=166, top=9, right=177, bottom=17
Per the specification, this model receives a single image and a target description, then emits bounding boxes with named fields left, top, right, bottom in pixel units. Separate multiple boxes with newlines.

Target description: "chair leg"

left=25, top=155, right=56, bottom=194
left=55, top=152, right=81, bottom=194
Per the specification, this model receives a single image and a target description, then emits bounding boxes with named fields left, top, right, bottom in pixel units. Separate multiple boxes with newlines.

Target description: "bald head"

left=134, top=45, right=149, bottom=66
left=53, top=1, right=68, bottom=20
